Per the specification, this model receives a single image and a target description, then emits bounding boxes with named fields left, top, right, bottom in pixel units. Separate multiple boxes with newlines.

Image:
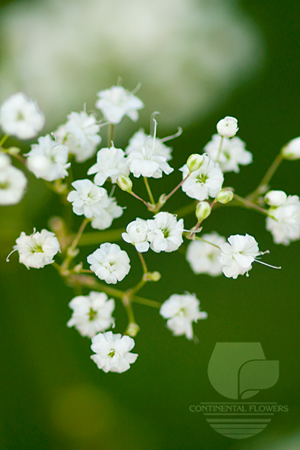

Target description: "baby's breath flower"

left=90, top=198, right=123, bottom=230
left=26, top=134, right=70, bottom=181
left=0, top=92, right=45, bottom=140
left=88, top=145, right=129, bottom=186
left=122, top=218, right=150, bottom=252
left=126, top=129, right=173, bottom=161
left=264, top=190, right=287, bottom=207
left=90, top=331, right=138, bottom=373
left=281, top=137, right=300, bottom=160
left=67, top=291, right=115, bottom=338
left=216, top=116, right=238, bottom=138
left=126, top=144, right=173, bottom=179
left=266, top=195, right=300, bottom=245
left=147, top=212, right=183, bottom=253
left=67, top=179, right=108, bottom=218
left=96, top=86, right=144, bottom=124
left=186, top=232, right=226, bottom=276
left=160, top=292, right=207, bottom=340
left=8, top=229, right=60, bottom=269
left=87, top=243, right=130, bottom=284
left=0, top=155, right=27, bottom=205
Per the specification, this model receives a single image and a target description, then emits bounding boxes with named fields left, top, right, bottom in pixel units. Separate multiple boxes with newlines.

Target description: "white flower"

left=126, top=144, right=174, bottom=179
left=125, top=129, right=173, bottom=161
left=0, top=92, right=45, bottom=140
left=87, top=243, right=130, bottom=284
left=218, top=234, right=260, bottom=279
left=26, top=134, right=70, bottom=181
left=8, top=229, right=60, bottom=269
left=55, top=111, right=101, bottom=162
left=122, top=218, right=150, bottom=252
left=67, top=291, right=115, bottom=338
left=186, top=232, right=226, bottom=276
left=160, top=292, right=207, bottom=340
left=217, top=116, right=238, bottom=138
left=281, top=137, right=300, bottom=160
left=0, top=157, right=27, bottom=205
left=148, top=212, right=184, bottom=253
left=91, top=197, right=123, bottom=230
left=90, top=331, right=138, bottom=373
left=96, top=86, right=144, bottom=124
left=180, top=154, right=224, bottom=201
left=87, top=145, right=129, bottom=186
left=67, top=179, right=108, bottom=218
left=266, top=195, right=300, bottom=245
left=204, top=134, right=252, bottom=173
left=264, top=190, right=287, bottom=207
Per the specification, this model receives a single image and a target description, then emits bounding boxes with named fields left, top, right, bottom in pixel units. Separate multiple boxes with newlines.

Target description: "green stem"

left=247, top=153, right=283, bottom=201
left=163, top=173, right=191, bottom=203
left=137, top=251, right=148, bottom=274
left=234, top=193, right=269, bottom=216
left=0, top=134, right=9, bottom=147
left=216, top=136, right=224, bottom=163
left=78, top=228, right=124, bottom=246
left=129, top=190, right=150, bottom=207
left=107, top=124, right=114, bottom=147
left=194, top=236, right=221, bottom=250
left=143, top=177, right=155, bottom=205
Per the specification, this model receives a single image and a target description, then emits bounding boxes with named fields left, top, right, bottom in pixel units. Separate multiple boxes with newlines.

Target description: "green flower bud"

left=186, top=154, right=204, bottom=172
left=215, top=189, right=234, bottom=204
left=125, top=322, right=140, bottom=337
left=195, top=201, right=211, bottom=221
left=117, top=175, right=133, bottom=192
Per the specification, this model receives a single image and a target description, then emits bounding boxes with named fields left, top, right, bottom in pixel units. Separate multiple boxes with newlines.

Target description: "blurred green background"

left=0, top=0, right=300, bottom=449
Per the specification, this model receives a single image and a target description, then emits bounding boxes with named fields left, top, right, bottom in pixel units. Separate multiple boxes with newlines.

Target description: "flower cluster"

left=3, top=86, right=299, bottom=375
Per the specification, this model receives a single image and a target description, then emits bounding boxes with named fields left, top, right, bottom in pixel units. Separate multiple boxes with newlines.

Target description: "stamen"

left=161, top=127, right=183, bottom=143
left=254, top=259, right=281, bottom=270
left=150, top=111, right=160, bottom=138
left=131, top=81, right=141, bottom=96
left=6, top=247, right=17, bottom=262
left=117, top=76, right=122, bottom=86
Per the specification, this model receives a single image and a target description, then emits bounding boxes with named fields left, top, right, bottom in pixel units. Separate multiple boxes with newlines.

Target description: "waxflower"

left=87, top=243, right=130, bottom=284
left=180, top=154, right=224, bottom=201
left=55, top=111, right=101, bottom=162
left=216, top=116, right=238, bottom=138
left=0, top=156, right=27, bottom=205
left=204, top=134, right=252, bottom=173
left=122, top=218, right=151, bottom=252
left=8, top=229, right=60, bottom=269
left=266, top=195, right=300, bottom=245
left=186, top=232, right=226, bottom=276
left=26, top=134, right=70, bottom=181
left=0, top=92, right=45, bottom=140
left=160, top=292, right=207, bottom=340
left=218, top=234, right=260, bottom=278
left=90, top=331, right=138, bottom=373
left=67, top=292, right=115, bottom=338
left=147, top=212, right=184, bottom=253
left=96, top=86, right=144, bottom=124
left=87, top=145, right=129, bottom=186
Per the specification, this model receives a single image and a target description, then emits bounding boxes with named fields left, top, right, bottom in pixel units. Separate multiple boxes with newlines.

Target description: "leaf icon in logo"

left=239, top=360, right=279, bottom=399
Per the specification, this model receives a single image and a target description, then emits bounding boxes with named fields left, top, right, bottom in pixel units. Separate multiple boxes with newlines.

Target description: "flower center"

left=196, top=173, right=208, bottom=184
left=0, top=181, right=10, bottom=189
left=88, top=308, right=97, bottom=321
left=108, top=349, right=116, bottom=357
left=31, top=244, right=44, bottom=253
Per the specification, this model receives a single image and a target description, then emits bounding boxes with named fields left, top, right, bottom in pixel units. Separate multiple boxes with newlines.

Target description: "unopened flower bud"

left=281, top=137, right=300, bottom=160
left=125, top=322, right=140, bottom=337
left=264, top=190, right=287, bottom=207
left=217, top=116, right=238, bottom=138
left=147, top=271, right=161, bottom=282
left=186, top=154, right=204, bottom=172
left=195, top=201, right=211, bottom=222
left=117, top=175, right=133, bottom=192
left=216, top=189, right=234, bottom=204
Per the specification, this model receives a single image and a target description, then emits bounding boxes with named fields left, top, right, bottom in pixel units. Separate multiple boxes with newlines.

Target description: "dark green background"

left=0, top=1, right=300, bottom=449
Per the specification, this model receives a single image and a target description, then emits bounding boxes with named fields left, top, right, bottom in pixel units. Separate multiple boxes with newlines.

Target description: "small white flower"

left=218, top=234, right=260, bottom=278
left=0, top=157, right=27, bottom=205
left=264, top=190, right=287, bottom=207
left=26, top=134, right=70, bottom=181
left=160, top=292, right=207, bottom=340
left=91, top=197, right=123, bottom=230
left=67, top=291, right=115, bottom=338
left=186, top=232, right=226, bottom=276
left=266, top=195, right=300, bottom=245
left=90, top=331, right=138, bottom=373
left=122, top=218, right=150, bottom=252
left=180, top=154, right=224, bottom=201
left=204, top=134, right=252, bottom=173
left=216, top=116, right=238, bottom=138
left=67, top=179, right=108, bottom=218
left=8, top=229, right=60, bottom=269
left=147, top=212, right=184, bottom=253
left=0, top=92, right=45, bottom=140
left=87, top=243, right=130, bottom=284
left=87, top=145, right=129, bottom=186
left=127, top=144, right=174, bottom=179
left=96, top=86, right=144, bottom=124
left=126, top=129, right=173, bottom=161
left=281, top=137, right=300, bottom=160
left=55, top=111, right=101, bottom=162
